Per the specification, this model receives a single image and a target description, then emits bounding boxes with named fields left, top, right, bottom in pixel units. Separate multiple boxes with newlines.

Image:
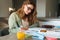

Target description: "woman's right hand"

left=21, top=27, right=29, bottom=30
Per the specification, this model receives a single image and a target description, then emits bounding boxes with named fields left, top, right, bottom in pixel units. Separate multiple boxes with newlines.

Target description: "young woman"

left=8, top=0, right=39, bottom=33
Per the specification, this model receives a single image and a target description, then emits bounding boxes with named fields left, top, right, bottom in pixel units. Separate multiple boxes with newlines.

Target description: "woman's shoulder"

left=9, top=12, right=18, bottom=17
left=10, top=12, right=17, bottom=16
left=9, top=12, right=21, bottom=20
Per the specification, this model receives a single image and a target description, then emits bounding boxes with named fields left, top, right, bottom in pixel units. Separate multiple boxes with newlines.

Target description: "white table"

left=0, top=28, right=60, bottom=40
left=25, top=28, right=60, bottom=39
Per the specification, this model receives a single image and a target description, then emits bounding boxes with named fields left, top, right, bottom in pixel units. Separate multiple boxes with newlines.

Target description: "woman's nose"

left=28, top=10, right=31, bottom=13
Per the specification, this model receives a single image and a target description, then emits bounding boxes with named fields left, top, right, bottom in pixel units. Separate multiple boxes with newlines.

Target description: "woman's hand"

left=21, top=27, right=29, bottom=30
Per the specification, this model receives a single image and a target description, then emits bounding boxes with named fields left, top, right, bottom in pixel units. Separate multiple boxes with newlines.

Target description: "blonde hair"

left=16, top=0, right=38, bottom=25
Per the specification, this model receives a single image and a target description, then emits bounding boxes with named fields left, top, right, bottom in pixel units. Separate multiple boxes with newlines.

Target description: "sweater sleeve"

left=8, top=13, right=20, bottom=34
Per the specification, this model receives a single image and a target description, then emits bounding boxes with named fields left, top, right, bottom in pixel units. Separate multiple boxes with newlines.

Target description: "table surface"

left=0, top=28, right=60, bottom=40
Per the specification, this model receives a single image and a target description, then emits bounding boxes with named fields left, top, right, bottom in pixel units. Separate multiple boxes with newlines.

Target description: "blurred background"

left=0, top=0, right=60, bottom=36
left=0, top=0, right=60, bottom=18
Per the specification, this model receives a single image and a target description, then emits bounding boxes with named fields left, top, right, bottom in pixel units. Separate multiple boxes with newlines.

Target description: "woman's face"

left=23, top=4, right=34, bottom=15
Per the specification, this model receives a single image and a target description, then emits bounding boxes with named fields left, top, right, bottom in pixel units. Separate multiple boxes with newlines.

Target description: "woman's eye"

left=27, top=6, right=33, bottom=11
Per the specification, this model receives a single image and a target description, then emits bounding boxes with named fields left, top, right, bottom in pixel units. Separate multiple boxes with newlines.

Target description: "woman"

left=8, top=0, right=39, bottom=33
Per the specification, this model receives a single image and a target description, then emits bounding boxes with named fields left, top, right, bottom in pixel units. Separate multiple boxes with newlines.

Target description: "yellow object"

left=17, top=32, right=25, bottom=40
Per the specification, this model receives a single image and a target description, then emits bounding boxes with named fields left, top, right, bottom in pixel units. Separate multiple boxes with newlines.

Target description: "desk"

left=0, top=28, right=60, bottom=40
left=26, top=28, right=60, bottom=40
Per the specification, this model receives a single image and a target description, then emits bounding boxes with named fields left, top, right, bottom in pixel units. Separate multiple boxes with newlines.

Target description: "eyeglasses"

left=27, top=6, right=34, bottom=11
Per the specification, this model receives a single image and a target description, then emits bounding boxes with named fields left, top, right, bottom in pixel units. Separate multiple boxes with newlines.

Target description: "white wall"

left=0, top=0, right=12, bottom=17
left=37, top=0, right=46, bottom=17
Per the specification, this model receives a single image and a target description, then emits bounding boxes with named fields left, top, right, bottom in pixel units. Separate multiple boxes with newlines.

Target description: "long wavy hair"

left=16, top=0, right=38, bottom=25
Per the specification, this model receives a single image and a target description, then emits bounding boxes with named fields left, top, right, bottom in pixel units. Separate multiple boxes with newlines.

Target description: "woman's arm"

left=8, top=13, right=20, bottom=34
